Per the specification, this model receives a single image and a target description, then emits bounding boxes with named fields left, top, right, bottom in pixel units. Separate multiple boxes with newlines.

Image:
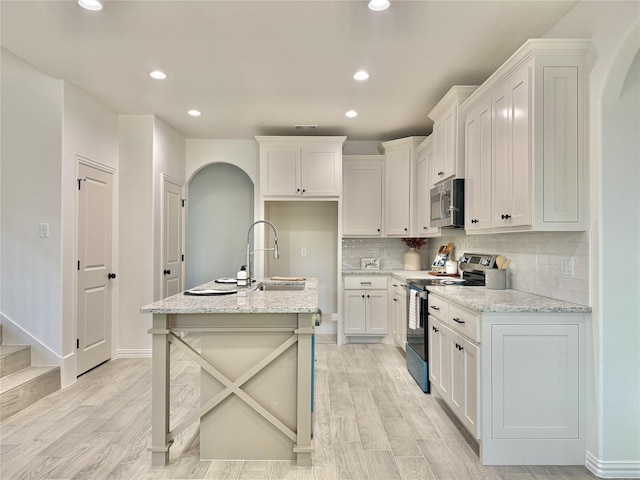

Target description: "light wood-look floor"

left=0, top=336, right=601, bottom=480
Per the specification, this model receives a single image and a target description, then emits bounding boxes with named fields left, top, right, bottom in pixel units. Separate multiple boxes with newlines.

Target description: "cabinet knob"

left=377, top=228, right=381, bottom=232
left=362, top=294, right=365, bottom=298
left=302, top=189, right=306, bottom=193
left=423, top=226, right=427, bottom=230
left=501, top=214, right=511, bottom=220
left=296, top=188, right=301, bottom=193
left=108, top=272, right=117, bottom=280
left=471, top=219, right=479, bottom=224
left=438, top=171, right=444, bottom=176
left=404, top=228, right=408, bottom=232
left=163, top=269, right=171, bottom=275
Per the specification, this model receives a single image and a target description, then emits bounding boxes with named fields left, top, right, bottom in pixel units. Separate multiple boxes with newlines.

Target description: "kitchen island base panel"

left=200, top=331, right=298, bottom=461
left=148, top=311, right=315, bottom=467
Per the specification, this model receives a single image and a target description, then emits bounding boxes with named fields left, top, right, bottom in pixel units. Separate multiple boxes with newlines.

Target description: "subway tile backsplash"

left=342, top=238, right=430, bottom=271
left=343, top=232, right=590, bottom=306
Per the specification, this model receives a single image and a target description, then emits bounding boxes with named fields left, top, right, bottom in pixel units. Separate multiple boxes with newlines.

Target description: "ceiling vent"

left=294, top=125, right=318, bottom=130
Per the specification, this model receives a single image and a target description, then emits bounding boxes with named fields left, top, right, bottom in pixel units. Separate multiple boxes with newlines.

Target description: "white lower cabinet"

left=343, top=276, right=388, bottom=336
left=390, top=279, right=407, bottom=351
left=428, top=293, right=586, bottom=465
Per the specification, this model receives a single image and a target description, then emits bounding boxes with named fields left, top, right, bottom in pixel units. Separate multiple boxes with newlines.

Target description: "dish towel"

left=409, top=289, right=418, bottom=330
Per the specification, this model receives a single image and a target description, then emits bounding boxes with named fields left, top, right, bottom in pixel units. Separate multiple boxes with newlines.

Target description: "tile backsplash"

left=342, top=238, right=430, bottom=271
left=343, top=232, right=590, bottom=306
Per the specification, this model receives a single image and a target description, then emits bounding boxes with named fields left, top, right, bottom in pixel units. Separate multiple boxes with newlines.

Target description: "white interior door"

left=162, top=175, right=184, bottom=297
left=77, top=161, right=114, bottom=376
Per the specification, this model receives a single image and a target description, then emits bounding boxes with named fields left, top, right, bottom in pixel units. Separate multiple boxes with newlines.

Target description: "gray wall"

left=186, top=163, right=254, bottom=288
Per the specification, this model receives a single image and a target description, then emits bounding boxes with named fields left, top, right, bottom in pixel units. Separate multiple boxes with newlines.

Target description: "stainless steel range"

left=404, top=253, right=497, bottom=392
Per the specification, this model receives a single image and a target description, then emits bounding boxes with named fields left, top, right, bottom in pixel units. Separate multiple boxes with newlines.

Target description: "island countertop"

left=140, top=277, right=319, bottom=315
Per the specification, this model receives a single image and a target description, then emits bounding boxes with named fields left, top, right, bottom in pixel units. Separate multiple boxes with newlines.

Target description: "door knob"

left=163, top=269, right=171, bottom=275
left=108, top=273, right=116, bottom=279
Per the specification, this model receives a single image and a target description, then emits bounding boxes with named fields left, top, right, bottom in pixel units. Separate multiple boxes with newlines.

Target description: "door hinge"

left=76, top=339, right=80, bottom=349
left=181, top=198, right=186, bottom=207
left=77, top=178, right=86, bottom=190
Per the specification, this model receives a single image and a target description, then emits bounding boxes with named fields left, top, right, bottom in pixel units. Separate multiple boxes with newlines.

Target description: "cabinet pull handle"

left=430, top=305, right=440, bottom=311
left=501, top=214, right=511, bottom=220
left=455, top=343, right=463, bottom=351
left=393, top=298, right=398, bottom=302
left=453, top=317, right=465, bottom=324
left=360, top=282, right=372, bottom=286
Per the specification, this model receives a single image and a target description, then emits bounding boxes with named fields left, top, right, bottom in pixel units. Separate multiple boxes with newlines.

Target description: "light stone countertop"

left=140, top=277, right=319, bottom=315
left=342, top=269, right=591, bottom=314
left=426, top=286, right=591, bottom=314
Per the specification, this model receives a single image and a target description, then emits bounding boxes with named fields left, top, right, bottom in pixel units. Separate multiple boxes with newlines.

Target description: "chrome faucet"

left=245, top=220, right=279, bottom=284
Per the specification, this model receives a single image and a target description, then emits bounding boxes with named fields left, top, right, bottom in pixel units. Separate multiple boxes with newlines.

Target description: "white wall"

left=117, top=116, right=154, bottom=356
left=1, top=49, right=63, bottom=363
left=118, top=115, right=185, bottom=357
left=545, top=3, right=640, bottom=476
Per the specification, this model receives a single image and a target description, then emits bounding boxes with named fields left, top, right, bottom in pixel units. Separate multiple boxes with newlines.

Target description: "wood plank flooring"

left=0, top=336, right=601, bottom=479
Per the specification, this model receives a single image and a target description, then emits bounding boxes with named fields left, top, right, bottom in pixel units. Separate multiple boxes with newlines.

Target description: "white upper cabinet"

left=380, top=137, right=426, bottom=237
left=428, top=86, right=478, bottom=183
left=461, top=39, right=590, bottom=233
left=257, top=136, right=346, bottom=197
left=342, top=156, right=384, bottom=236
left=414, top=136, right=440, bottom=236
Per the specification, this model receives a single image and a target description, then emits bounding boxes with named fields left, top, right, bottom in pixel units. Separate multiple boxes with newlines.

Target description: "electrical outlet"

left=559, top=256, right=574, bottom=276
left=301, top=248, right=307, bottom=257
left=39, top=223, right=49, bottom=238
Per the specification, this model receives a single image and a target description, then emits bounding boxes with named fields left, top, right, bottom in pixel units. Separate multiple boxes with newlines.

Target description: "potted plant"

left=402, top=238, right=426, bottom=271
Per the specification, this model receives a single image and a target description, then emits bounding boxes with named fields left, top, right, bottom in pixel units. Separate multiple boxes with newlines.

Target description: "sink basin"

left=254, top=282, right=305, bottom=291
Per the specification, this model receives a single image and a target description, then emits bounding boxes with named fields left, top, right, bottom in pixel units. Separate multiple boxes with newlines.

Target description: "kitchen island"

left=140, top=278, right=319, bottom=467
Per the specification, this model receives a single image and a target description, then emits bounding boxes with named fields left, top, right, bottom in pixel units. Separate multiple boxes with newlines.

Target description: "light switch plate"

left=39, top=223, right=49, bottom=238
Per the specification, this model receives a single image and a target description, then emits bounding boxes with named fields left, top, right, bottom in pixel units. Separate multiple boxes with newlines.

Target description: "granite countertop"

left=426, top=286, right=592, bottom=314
left=342, top=269, right=591, bottom=314
left=140, top=277, right=319, bottom=315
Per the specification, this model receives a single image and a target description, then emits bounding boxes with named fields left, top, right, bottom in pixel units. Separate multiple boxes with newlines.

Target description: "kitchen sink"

left=254, top=282, right=305, bottom=291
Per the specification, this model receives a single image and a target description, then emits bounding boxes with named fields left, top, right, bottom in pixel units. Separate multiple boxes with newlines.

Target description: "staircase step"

left=0, top=366, right=61, bottom=421
left=0, top=344, right=31, bottom=377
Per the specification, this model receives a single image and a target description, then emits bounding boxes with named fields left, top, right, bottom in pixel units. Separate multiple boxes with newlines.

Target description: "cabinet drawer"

left=390, top=277, right=405, bottom=295
left=447, top=303, right=480, bottom=343
left=344, top=276, right=388, bottom=290
left=428, top=294, right=448, bottom=320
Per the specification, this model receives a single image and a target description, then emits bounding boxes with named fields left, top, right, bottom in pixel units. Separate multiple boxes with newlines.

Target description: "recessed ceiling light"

left=149, top=70, right=167, bottom=80
left=78, top=0, right=103, bottom=11
left=354, top=71, right=370, bottom=81
left=368, top=0, right=390, bottom=11
left=188, top=110, right=202, bottom=117
left=345, top=110, right=358, bottom=118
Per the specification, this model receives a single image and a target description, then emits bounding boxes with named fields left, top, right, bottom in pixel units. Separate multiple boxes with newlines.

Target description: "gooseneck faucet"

left=246, top=220, right=279, bottom=284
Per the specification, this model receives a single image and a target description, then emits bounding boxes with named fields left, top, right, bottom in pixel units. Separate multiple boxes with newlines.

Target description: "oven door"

left=405, top=286, right=428, bottom=360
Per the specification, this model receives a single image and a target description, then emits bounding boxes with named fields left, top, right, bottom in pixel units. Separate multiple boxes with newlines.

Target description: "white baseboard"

left=116, top=349, right=151, bottom=358
left=315, top=319, right=337, bottom=335
left=586, top=452, right=640, bottom=478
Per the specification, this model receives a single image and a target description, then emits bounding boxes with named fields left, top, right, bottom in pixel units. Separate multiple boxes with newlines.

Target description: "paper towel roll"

left=445, top=260, right=458, bottom=274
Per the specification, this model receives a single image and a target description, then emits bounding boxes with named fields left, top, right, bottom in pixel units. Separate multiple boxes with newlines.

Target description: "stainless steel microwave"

left=430, top=178, right=464, bottom=228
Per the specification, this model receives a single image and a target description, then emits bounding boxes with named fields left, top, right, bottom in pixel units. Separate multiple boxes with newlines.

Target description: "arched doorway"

left=186, top=163, right=254, bottom=288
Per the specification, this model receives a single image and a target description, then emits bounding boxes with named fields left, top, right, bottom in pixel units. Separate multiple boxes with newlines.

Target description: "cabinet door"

left=508, top=66, right=531, bottom=226
left=490, top=323, right=579, bottom=439
left=343, top=291, right=366, bottom=334
left=301, top=145, right=341, bottom=196
left=262, top=146, right=300, bottom=195
left=465, top=98, right=493, bottom=230
left=492, top=81, right=511, bottom=225
left=449, top=332, right=479, bottom=438
left=384, top=147, right=412, bottom=236
left=366, top=291, right=388, bottom=335
left=414, top=145, right=440, bottom=236
left=433, top=108, right=456, bottom=182
left=343, top=162, right=383, bottom=236
left=428, top=316, right=441, bottom=386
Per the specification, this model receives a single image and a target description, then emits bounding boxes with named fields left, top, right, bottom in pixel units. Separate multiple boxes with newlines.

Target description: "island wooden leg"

left=149, top=314, right=172, bottom=466
left=294, top=313, right=314, bottom=466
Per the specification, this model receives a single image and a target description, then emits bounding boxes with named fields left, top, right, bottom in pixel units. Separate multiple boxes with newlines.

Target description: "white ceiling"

left=0, top=0, right=579, bottom=141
